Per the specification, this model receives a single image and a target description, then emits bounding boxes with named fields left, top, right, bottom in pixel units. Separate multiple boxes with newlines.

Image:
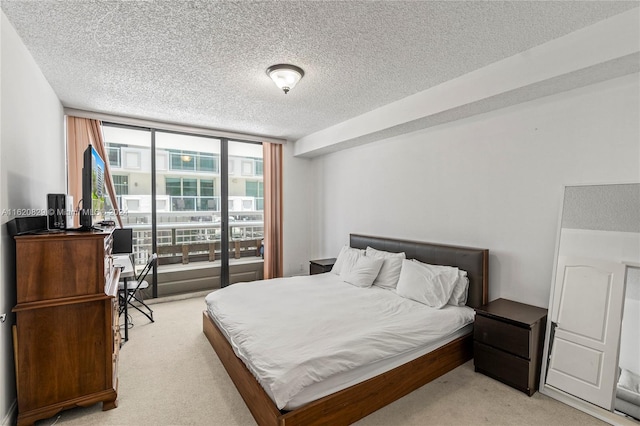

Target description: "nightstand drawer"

left=309, top=258, right=336, bottom=275
left=474, top=342, right=531, bottom=393
left=310, top=263, right=328, bottom=275
left=474, top=315, right=530, bottom=359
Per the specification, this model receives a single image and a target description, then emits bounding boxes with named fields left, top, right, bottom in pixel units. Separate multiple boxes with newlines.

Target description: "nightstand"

left=473, top=298, right=548, bottom=396
left=309, top=258, right=336, bottom=275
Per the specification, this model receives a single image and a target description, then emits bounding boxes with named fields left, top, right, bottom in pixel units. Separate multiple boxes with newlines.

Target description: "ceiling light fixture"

left=266, top=64, right=304, bottom=94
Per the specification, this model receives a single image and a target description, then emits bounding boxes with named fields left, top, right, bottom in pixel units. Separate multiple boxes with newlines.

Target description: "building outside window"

left=200, top=179, right=216, bottom=211
left=112, top=175, right=129, bottom=208
left=170, top=150, right=196, bottom=171
left=107, top=143, right=125, bottom=168
left=113, top=175, right=129, bottom=195
left=164, top=177, right=220, bottom=212
left=198, top=154, right=216, bottom=172
left=169, top=150, right=218, bottom=173
left=246, top=181, right=264, bottom=211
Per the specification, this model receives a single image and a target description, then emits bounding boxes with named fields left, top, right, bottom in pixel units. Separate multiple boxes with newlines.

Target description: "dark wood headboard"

left=350, top=234, right=489, bottom=308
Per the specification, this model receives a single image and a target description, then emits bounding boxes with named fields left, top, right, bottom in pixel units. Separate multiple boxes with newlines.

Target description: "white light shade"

left=266, top=64, right=304, bottom=94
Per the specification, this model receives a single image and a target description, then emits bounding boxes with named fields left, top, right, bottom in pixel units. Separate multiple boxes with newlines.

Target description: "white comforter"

left=205, top=273, right=474, bottom=409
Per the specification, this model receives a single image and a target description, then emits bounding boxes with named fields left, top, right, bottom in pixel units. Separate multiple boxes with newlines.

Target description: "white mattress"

left=205, top=273, right=475, bottom=410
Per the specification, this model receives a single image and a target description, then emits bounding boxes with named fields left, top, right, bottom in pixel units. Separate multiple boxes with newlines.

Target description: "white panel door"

left=546, top=256, right=626, bottom=410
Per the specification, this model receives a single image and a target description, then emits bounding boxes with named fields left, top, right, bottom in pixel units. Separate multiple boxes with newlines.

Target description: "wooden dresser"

left=473, top=298, right=548, bottom=396
left=12, top=229, right=121, bottom=426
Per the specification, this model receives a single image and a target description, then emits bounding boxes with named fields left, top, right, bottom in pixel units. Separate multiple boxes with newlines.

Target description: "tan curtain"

left=263, top=142, right=283, bottom=279
left=66, top=116, right=89, bottom=226
left=66, top=116, right=123, bottom=228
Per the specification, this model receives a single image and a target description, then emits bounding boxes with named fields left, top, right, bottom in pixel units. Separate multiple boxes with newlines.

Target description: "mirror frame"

left=539, top=182, right=640, bottom=426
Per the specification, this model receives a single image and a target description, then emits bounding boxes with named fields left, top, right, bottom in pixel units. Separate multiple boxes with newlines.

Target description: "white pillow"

left=396, top=259, right=459, bottom=308
left=340, top=255, right=384, bottom=288
left=448, top=271, right=469, bottom=306
left=365, top=246, right=405, bottom=290
left=410, top=260, right=468, bottom=306
left=331, top=246, right=364, bottom=275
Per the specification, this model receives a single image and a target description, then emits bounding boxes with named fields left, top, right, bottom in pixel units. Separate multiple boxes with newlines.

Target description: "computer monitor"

left=79, top=144, right=106, bottom=230
left=112, top=228, right=133, bottom=254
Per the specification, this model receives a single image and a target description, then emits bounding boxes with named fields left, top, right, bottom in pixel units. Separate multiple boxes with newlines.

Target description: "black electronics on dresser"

left=112, top=228, right=133, bottom=254
left=47, top=193, right=68, bottom=230
left=7, top=216, right=47, bottom=236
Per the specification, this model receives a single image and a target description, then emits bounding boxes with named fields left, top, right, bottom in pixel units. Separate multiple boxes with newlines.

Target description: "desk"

left=112, top=254, right=135, bottom=342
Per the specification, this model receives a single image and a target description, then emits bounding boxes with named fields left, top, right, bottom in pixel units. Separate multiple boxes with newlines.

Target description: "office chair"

left=119, top=253, right=156, bottom=323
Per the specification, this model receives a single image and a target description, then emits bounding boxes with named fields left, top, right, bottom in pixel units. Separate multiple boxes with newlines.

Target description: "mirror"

left=619, top=265, right=640, bottom=421
left=540, top=183, right=640, bottom=424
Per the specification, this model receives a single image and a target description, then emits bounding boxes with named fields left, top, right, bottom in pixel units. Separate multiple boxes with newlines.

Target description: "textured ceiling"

left=1, top=1, right=637, bottom=141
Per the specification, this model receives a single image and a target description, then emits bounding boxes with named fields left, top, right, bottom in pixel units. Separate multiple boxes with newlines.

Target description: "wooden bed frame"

left=203, top=234, right=489, bottom=425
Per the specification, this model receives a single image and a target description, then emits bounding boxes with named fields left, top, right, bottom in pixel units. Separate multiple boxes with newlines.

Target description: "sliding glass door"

left=102, top=123, right=264, bottom=296
left=226, top=141, right=264, bottom=286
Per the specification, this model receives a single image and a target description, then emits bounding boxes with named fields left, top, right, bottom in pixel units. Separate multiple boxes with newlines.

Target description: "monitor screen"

left=80, top=145, right=106, bottom=229
left=112, top=228, right=133, bottom=254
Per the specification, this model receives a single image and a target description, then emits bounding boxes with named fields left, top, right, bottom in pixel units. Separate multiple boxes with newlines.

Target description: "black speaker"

left=7, top=216, right=47, bottom=236
left=47, top=193, right=67, bottom=230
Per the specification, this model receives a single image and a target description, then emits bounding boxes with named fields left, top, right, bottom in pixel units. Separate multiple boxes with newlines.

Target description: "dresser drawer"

left=474, top=342, right=532, bottom=393
left=474, top=314, right=530, bottom=359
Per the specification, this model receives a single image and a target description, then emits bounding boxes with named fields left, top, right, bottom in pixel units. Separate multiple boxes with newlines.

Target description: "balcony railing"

left=123, top=221, right=264, bottom=267
left=170, top=195, right=219, bottom=212
left=157, top=238, right=262, bottom=265
left=169, top=151, right=218, bottom=173
left=116, top=195, right=262, bottom=214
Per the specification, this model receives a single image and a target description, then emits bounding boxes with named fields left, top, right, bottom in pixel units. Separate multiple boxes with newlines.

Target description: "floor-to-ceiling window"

left=103, top=125, right=153, bottom=268
left=102, top=123, right=264, bottom=297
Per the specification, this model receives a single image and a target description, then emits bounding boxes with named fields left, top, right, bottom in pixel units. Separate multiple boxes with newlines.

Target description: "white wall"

left=282, top=141, right=313, bottom=276
left=0, top=11, right=65, bottom=425
left=306, top=73, right=639, bottom=308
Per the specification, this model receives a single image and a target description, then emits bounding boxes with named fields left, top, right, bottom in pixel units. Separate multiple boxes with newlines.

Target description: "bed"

left=202, top=234, right=489, bottom=425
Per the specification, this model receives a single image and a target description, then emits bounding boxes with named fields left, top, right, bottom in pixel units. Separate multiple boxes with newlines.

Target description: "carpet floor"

left=34, top=294, right=608, bottom=426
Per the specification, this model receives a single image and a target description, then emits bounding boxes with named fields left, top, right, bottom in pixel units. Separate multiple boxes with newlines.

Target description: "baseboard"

left=540, top=385, right=637, bottom=426
left=148, top=289, right=213, bottom=305
left=1, top=399, right=17, bottom=426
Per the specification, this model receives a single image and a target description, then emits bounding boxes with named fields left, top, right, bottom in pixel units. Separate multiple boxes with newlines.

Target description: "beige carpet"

left=34, top=294, right=608, bottom=426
